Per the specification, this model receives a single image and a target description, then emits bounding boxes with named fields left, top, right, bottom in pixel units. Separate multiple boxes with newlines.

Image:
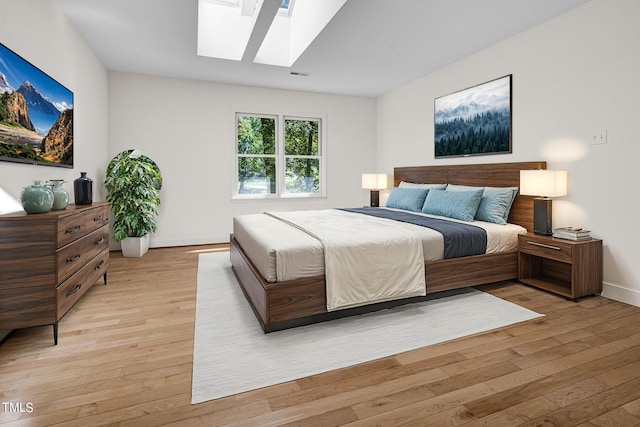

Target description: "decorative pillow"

left=385, top=187, right=429, bottom=212
left=480, top=187, right=518, bottom=224
left=398, top=181, right=447, bottom=190
left=421, top=189, right=483, bottom=222
left=445, top=184, right=518, bottom=224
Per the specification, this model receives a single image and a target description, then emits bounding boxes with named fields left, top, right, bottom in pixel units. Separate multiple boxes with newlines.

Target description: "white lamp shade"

left=520, top=170, right=567, bottom=197
left=361, top=173, right=388, bottom=190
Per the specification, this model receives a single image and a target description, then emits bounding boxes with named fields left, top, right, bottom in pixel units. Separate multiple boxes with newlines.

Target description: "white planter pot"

left=121, top=234, right=150, bottom=258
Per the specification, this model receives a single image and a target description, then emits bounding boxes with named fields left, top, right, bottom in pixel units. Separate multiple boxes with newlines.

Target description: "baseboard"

left=601, top=281, right=640, bottom=308
left=109, top=235, right=230, bottom=251
left=149, top=235, right=230, bottom=248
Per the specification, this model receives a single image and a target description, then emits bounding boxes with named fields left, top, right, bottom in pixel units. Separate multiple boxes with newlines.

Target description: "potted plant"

left=104, top=149, right=162, bottom=257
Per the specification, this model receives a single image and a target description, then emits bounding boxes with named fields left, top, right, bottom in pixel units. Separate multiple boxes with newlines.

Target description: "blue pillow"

left=385, top=187, right=429, bottom=212
left=421, top=189, right=483, bottom=221
left=445, top=184, right=518, bottom=224
left=478, top=187, right=518, bottom=224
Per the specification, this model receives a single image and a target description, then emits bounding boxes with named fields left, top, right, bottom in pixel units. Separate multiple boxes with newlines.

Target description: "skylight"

left=197, top=0, right=263, bottom=61
left=197, top=0, right=347, bottom=67
left=255, top=0, right=347, bottom=67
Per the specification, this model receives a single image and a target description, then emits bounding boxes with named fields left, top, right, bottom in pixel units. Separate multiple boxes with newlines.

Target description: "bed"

left=230, top=161, right=546, bottom=332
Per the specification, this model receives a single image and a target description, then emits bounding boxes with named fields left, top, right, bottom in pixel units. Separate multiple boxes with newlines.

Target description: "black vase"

left=74, top=172, right=93, bottom=205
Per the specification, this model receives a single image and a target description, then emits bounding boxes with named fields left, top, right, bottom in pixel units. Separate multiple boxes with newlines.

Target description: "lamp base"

left=533, top=198, right=553, bottom=235
left=370, top=190, right=380, bottom=207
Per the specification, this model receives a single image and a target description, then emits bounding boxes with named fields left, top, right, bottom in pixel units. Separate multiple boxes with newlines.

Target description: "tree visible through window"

left=237, top=115, right=276, bottom=195
left=285, top=118, right=319, bottom=194
left=235, top=114, right=323, bottom=197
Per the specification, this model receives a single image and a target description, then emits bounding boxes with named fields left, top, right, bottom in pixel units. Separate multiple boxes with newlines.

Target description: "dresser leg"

left=104, top=272, right=108, bottom=285
left=53, top=322, right=58, bottom=345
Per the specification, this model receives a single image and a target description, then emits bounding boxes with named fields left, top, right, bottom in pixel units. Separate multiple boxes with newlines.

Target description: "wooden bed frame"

left=230, top=161, right=546, bottom=332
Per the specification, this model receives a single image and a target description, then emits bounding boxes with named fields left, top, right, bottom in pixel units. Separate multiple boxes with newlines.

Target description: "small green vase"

left=21, top=181, right=54, bottom=214
left=47, top=180, right=69, bottom=210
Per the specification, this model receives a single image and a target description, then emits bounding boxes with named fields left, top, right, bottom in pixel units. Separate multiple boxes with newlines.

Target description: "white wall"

left=108, top=72, right=377, bottom=247
left=0, top=0, right=109, bottom=204
left=377, top=0, right=640, bottom=305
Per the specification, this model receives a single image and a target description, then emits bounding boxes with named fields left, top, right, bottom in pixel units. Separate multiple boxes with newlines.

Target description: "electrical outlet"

left=591, top=129, right=608, bottom=145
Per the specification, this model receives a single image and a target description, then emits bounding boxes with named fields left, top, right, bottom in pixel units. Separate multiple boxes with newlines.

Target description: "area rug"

left=191, top=252, right=542, bottom=404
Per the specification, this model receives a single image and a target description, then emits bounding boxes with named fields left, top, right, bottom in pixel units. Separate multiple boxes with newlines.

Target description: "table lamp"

left=361, top=173, right=388, bottom=207
left=520, top=170, right=567, bottom=235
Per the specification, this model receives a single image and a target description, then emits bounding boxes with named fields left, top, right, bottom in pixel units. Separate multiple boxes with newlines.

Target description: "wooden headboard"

left=394, top=161, right=546, bottom=232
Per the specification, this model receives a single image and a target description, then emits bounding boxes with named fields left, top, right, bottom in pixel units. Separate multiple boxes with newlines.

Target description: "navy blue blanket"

left=339, top=208, right=487, bottom=259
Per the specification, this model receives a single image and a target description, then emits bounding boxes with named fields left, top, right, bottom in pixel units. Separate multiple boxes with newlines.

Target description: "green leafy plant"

left=104, top=150, right=162, bottom=241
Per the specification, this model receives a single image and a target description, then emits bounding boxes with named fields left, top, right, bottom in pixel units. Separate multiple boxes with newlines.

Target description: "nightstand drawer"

left=518, top=235, right=572, bottom=263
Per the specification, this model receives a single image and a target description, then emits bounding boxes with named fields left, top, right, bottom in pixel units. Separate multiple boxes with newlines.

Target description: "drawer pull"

left=527, top=241, right=561, bottom=251
left=95, top=259, right=105, bottom=270
left=95, top=237, right=105, bottom=245
left=94, top=215, right=103, bottom=222
left=66, top=284, right=82, bottom=297
left=65, top=226, right=81, bottom=234
left=66, top=254, right=81, bottom=263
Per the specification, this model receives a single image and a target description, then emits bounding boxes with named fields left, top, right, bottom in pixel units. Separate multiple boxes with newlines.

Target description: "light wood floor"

left=2, top=245, right=640, bottom=426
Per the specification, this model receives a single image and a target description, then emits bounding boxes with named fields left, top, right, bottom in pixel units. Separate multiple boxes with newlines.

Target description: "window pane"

left=237, top=157, right=277, bottom=194
left=286, top=158, right=319, bottom=193
left=237, top=116, right=276, bottom=155
left=285, top=119, right=318, bottom=156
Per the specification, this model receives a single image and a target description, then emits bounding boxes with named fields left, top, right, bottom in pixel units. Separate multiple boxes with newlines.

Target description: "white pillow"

left=398, top=181, right=447, bottom=190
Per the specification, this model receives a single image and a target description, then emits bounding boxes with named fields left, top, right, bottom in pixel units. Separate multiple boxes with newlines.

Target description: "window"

left=235, top=113, right=324, bottom=198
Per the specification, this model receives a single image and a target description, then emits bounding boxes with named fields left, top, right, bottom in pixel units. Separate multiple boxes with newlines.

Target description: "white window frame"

left=233, top=112, right=326, bottom=199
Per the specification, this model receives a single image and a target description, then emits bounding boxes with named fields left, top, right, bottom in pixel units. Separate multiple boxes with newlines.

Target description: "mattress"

left=233, top=207, right=527, bottom=283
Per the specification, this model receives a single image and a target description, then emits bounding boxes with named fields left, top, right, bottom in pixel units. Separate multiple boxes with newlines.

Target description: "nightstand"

left=518, top=233, right=603, bottom=301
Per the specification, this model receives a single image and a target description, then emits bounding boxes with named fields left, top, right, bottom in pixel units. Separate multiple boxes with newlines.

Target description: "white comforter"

left=266, top=210, right=426, bottom=311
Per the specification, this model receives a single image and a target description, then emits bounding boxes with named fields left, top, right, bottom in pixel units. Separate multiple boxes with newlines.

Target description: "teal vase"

left=47, top=180, right=69, bottom=210
left=21, top=181, right=54, bottom=214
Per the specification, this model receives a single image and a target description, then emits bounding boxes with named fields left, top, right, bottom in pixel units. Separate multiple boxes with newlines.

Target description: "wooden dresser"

left=0, top=202, right=110, bottom=345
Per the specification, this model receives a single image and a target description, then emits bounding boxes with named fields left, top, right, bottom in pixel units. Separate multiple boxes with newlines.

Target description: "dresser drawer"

left=57, top=237, right=88, bottom=283
left=57, top=226, right=109, bottom=283
left=85, top=226, right=109, bottom=262
left=86, top=248, right=109, bottom=287
left=518, top=235, right=572, bottom=263
left=56, top=266, right=88, bottom=317
left=85, top=205, right=109, bottom=233
left=57, top=212, right=87, bottom=247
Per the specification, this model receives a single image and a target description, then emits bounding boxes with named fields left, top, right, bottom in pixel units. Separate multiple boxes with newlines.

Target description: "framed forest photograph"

left=434, top=74, right=511, bottom=158
left=0, top=43, right=74, bottom=167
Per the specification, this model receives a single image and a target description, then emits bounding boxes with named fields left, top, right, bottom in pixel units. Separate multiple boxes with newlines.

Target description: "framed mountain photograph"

left=434, top=75, right=511, bottom=158
left=0, top=43, right=74, bottom=167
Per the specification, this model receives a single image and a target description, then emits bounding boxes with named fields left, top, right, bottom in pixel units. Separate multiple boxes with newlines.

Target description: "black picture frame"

left=434, top=74, right=512, bottom=159
left=0, top=43, right=74, bottom=168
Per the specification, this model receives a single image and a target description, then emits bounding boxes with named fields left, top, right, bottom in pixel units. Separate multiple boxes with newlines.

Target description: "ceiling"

left=54, top=0, right=589, bottom=97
